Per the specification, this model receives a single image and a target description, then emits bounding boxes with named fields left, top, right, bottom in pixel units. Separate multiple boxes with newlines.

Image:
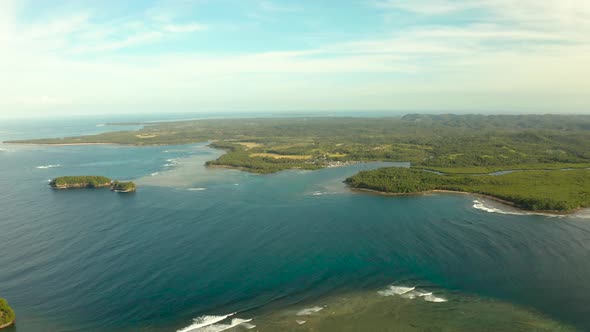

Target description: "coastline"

left=349, top=187, right=583, bottom=216
left=3, top=142, right=116, bottom=146
left=0, top=320, right=14, bottom=330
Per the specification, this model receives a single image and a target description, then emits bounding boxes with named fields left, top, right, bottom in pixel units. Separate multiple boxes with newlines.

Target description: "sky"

left=1, top=0, right=589, bottom=117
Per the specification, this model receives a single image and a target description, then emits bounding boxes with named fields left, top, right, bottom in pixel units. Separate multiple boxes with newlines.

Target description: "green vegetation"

left=49, top=176, right=137, bottom=192
left=205, top=142, right=321, bottom=173
left=50, top=176, right=112, bottom=189
left=7, top=114, right=590, bottom=174
left=413, top=163, right=590, bottom=175
left=346, top=168, right=590, bottom=212
left=111, top=181, right=136, bottom=192
left=14, top=115, right=590, bottom=210
left=0, top=298, right=15, bottom=328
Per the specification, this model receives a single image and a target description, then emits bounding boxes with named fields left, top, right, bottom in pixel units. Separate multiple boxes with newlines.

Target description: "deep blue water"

left=1, top=116, right=590, bottom=331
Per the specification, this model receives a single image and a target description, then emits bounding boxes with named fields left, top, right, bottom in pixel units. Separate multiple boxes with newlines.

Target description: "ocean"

left=0, top=115, right=589, bottom=331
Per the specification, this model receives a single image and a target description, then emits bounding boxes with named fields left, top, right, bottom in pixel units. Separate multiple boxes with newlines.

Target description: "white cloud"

left=163, top=23, right=207, bottom=33
left=71, top=31, right=164, bottom=53
left=17, top=96, right=73, bottom=106
left=377, top=0, right=477, bottom=15
left=0, top=0, right=589, bottom=115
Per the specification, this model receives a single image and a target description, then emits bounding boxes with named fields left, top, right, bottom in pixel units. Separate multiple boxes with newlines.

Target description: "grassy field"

left=345, top=168, right=590, bottom=212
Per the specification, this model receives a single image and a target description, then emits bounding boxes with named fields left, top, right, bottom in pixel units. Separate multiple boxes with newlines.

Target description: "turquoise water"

left=1, top=117, right=590, bottom=331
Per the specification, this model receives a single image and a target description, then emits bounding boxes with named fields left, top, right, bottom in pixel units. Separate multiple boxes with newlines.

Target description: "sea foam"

left=296, top=306, right=324, bottom=316
left=194, top=318, right=252, bottom=332
left=36, top=164, right=61, bottom=169
left=377, top=286, right=415, bottom=296
left=472, top=200, right=562, bottom=218
left=187, top=188, right=207, bottom=191
left=378, top=285, right=447, bottom=303
left=423, top=294, right=448, bottom=302
left=176, top=313, right=253, bottom=332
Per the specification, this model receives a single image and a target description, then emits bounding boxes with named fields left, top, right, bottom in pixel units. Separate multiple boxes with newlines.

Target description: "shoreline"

left=0, top=320, right=14, bottom=330
left=3, top=142, right=117, bottom=146
left=350, top=187, right=583, bottom=216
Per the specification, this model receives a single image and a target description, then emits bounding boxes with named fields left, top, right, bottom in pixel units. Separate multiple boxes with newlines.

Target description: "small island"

left=0, top=298, right=15, bottom=329
left=345, top=167, right=590, bottom=213
left=111, top=181, right=137, bottom=193
left=50, top=176, right=112, bottom=189
left=50, top=176, right=136, bottom=193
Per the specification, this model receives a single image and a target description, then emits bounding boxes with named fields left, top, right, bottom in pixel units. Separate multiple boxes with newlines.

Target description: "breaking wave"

left=296, top=306, right=324, bottom=316
left=472, top=200, right=563, bottom=218
left=187, top=188, right=207, bottom=191
left=424, top=294, right=447, bottom=302
left=176, top=313, right=252, bottom=332
left=36, top=164, right=61, bottom=169
left=378, top=285, right=447, bottom=303
left=176, top=313, right=235, bottom=332
left=377, top=285, right=415, bottom=296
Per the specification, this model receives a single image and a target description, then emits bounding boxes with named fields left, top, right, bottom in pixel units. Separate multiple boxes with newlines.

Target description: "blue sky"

left=1, top=0, right=589, bottom=117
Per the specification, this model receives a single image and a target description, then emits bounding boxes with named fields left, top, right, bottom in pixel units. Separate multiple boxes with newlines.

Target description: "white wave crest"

left=194, top=318, right=252, bottom=332
left=296, top=320, right=307, bottom=325
left=424, top=294, right=447, bottom=302
left=36, top=164, right=61, bottom=169
left=150, top=172, right=160, bottom=176
left=296, top=306, right=324, bottom=316
left=242, top=323, right=256, bottom=329
left=311, top=191, right=327, bottom=196
left=378, top=285, right=415, bottom=296
left=176, top=313, right=237, bottom=332
left=187, top=188, right=207, bottom=191
left=401, top=290, right=432, bottom=299
left=472, top=200, right=562, bottom=218
left=378, top=285, right=447, bottom=303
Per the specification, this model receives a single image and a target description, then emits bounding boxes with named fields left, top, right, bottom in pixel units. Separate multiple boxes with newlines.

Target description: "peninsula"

left=7, top=114, right=590, bottom=211
left=6, top=114, right=590, bottom=174
left=345, top=167, right=590, bottom=213
left=0, top=298, right=15, bottom=330
left=50, top=176, right=136, bottom=193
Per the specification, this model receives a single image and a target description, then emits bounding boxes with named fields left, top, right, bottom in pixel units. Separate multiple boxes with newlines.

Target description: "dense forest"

left=0, top=298, right=15, bottom=327
left=50, top=176, right=112, bottom=188
left=111, top=181, right=137, bottom=192
left=346, top=168, right=590, bottom=212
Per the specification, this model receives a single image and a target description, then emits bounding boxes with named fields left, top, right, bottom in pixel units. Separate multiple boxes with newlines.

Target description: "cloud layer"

left=1, top=0, right=589, bottom=116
